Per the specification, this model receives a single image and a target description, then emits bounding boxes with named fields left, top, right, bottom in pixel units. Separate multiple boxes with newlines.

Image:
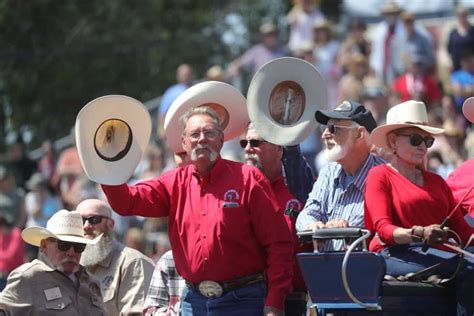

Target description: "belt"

left=286, top=291, right=307, bottom=301
left=185, top=273, right=265, bottom=298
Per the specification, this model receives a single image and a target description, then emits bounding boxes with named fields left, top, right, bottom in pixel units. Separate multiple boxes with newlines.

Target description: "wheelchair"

left=297, top=228, right=457, bottom=316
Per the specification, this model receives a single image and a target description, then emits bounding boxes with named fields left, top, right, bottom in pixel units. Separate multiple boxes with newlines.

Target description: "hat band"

left=401, top=121, right=428, bottom=125
left=94, top=118, right=133, bottom=162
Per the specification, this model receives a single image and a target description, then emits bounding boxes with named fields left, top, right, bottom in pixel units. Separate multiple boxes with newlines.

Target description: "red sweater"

left=364, top=164, right=474, bottom=252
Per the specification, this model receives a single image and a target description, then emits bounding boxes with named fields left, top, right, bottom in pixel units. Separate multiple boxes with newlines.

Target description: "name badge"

left=222, top=202, right=240, bottom=208
left=44, top=287, right=62, bottom=301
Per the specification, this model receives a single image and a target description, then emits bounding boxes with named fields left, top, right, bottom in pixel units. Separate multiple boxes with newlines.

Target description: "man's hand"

left=325, top=218, right=348, bottom=228
left=305, top=221, right=325, bottom=230
left=264, top=306, right=285, bottom=316
left=423, top=224, right=448, bottom=246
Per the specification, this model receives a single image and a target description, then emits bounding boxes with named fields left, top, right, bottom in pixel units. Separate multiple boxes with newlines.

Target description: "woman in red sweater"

left=365, top=100, right=474, bottom=315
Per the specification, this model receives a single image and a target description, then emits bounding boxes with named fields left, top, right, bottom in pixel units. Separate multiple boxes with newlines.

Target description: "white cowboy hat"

left=371, top=100, right=444, bottom=148
left=164, top=81, right=248, bottom=154
left=462, top=97, right=474, bottom=123
left=75, top=95, right=151, bottom=185
left=247, top=57, right=327, bottom=146
left=22, top=210, right=101, bottom=247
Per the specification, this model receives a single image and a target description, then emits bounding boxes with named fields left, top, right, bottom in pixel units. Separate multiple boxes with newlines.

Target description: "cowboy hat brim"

left=462, top=97, right=474, bottom=123
left=164, top=81, right=248, bottom=154
left=371, top=123, right=445, bottom=148
left=21, top=226, right=101, bottom=247
left=247, top=57, right=327, bottom=146
left=75, top=95, right=151, bottom=185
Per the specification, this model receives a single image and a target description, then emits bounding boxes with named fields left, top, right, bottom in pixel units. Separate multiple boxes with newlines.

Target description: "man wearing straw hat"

left=0, top=209, right=106, bottom=315
left=75, top=86, right=293, bottom=316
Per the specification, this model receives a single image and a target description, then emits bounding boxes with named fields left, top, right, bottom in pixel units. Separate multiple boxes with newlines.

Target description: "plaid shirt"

left=144, top=250, right=185, bottom=316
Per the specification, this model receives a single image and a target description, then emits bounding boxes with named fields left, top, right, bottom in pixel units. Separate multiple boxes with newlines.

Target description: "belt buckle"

left=198, top=280, right=223, bottom=298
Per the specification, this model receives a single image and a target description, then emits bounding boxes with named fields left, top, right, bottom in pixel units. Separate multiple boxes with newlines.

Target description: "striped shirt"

left=296, top=153, right=385, bottom=251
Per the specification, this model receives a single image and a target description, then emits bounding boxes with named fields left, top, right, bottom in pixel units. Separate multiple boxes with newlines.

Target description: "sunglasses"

left=239, top=139, right=267, bottom=148
left=321, top=123, right=358, bottom=134
left=82, top=215, right=110, bottom=225
left=48, top=238, right=86, bottom=253
left=397, top=133, right=435, bottom=148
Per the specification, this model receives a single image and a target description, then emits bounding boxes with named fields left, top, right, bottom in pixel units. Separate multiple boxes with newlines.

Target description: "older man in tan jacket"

left=0, top=209, right=105, bottom=315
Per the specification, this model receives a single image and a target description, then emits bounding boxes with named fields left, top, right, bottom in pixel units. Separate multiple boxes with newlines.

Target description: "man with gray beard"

left=0, top=209, right=106, bottom=315
left=76, top=199, right=155, bottom=316
left=296, top=100, right=385, bottom=251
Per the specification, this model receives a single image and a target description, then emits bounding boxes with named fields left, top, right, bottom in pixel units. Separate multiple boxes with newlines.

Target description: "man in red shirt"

left=241, top=123, right=313, bottom=316
left=101, top=106, right=293, bottom=316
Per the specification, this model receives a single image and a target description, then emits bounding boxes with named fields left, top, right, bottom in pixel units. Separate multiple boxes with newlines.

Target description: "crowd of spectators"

left=0, top=0, right=473, bottom=296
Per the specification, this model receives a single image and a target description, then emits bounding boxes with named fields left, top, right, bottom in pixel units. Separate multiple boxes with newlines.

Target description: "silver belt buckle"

left=198, top=280, right=223, bottom=298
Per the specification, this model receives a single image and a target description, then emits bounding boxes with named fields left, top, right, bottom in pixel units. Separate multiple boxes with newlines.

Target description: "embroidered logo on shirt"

left=284, top=199, right=302, bottom=218
left=44, top=287, right=62, bottom=301
left=222, top=189, right=241, bottom=208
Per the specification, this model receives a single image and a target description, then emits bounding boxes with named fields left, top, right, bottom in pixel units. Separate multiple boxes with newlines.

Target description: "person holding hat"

left=296, top=100, right=385, bottom=251
left=364, top=100, right=474, bottom=315
left=0, top=209, right=106, bottom=315
left=242, top=122, right=313, bottom=316
left=76, top=199, right=155, bottom=316
left=100, top=104, right=293, bottom=315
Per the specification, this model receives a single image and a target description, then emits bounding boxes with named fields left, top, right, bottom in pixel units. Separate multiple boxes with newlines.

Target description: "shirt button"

left=204, top=257, right=208, bottom=261
left=202, top=212, right=206, bottom=216
left=202, top=234, right=206, bottom=239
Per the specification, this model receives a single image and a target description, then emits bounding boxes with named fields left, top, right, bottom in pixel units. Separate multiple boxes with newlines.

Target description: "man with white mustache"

left=0, top=209, right=106, bottom=315
left=242, top=123, right=314, bottom=316
left=296, top=100, right=384, bottom=251
left=76, top=199, right=155, bottom=316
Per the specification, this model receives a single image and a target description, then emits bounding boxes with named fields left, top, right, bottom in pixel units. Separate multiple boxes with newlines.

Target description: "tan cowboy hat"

left=380, top=0, right=403, bottom=14
left=75, top=95, right=151, bottom=185
left=22, top=210, right=101, bottom=247
left=247, top=57, right=327, bottom=146
left=164, top=81, right=248, bottom=154
left=370, top=100, right=444, bottom=148
left=463, top=97, right=474, bottom=123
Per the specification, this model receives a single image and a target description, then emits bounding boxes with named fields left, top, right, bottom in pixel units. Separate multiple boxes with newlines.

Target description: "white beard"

left=324, top=139, right=352, bottom=162
left=245, top=153, right=263, bottom=170
left=190, top=144, right=218, bottom=162
left=80, top=233, right=115, bottom=267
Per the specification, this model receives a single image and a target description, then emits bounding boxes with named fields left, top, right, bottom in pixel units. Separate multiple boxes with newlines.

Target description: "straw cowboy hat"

left=370, top=100, right=444, bottom=148
left=463, top=97, right=474, bottom=123
left=164, top=81, right=248, bottom=154
left=22, top=209, right=101, bottom=247
left=247, top=57, right=327, bottom=146
left=75, top=95, right=152, bottom=185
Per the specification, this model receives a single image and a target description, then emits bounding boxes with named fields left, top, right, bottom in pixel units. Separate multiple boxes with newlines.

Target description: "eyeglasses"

left=397, top=133, right=435, bottom=148
left=321, top=123, right=358, bottom=134
left=82, top=215, right=110, bottom=225
left=187, top=130, right=219, bottom=141
left=47, top=238, right=86, bottom=253
left=239, top=139, right=267, bottom=148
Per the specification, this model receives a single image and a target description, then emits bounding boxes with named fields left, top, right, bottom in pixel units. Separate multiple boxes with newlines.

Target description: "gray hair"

left=180, top=106, right=223, bottom=137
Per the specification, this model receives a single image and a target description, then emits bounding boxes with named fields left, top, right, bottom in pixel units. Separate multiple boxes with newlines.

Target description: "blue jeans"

left=181, top=282, right=266, bottom=316
left=381, top=244, right=474, bottom=316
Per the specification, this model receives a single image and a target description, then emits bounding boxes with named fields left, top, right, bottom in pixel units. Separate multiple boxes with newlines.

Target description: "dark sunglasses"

left=48, top=238, right=86, bottom=253
left=239, top=139, right=267, bottom=148
left=82, top=215, right=110, bottom=225
left=397, top=133, right=435, bottom=148
left=321, top=123, right=357, bottom=134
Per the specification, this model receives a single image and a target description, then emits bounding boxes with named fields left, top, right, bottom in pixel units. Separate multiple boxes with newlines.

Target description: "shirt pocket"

left=44, top=295, right=72, bottom=310
left=218, top=205, right=250, bottom=240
